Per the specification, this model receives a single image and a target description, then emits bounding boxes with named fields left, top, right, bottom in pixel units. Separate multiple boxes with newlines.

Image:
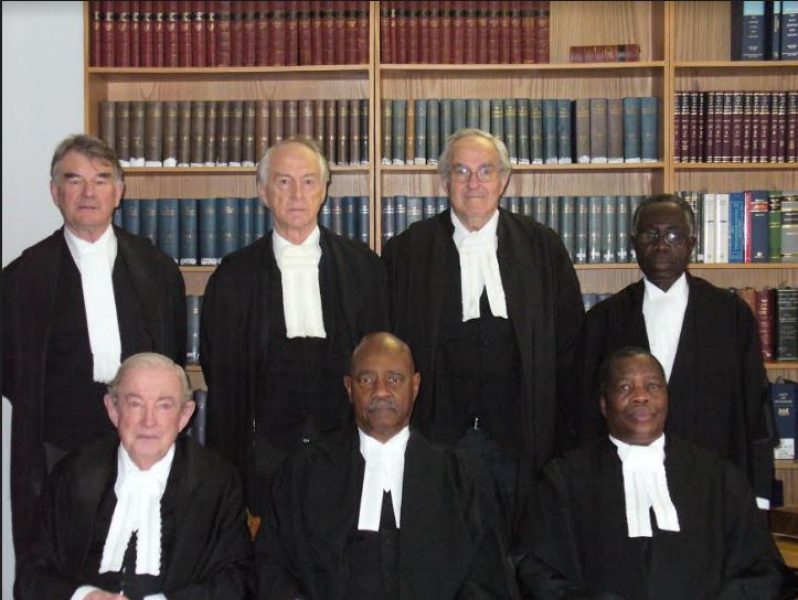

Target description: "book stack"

left=735, top=286, right=798, bottom=362
left=674, top=91, right=797, bottom=163
left=677, top=190, right=798, bottom=264
left=99, top=98, right=369, bottom=167
left=186, top=294, right=202, bottom=364
left=113, top=195, right=369, bottom=265
left=730, top=0, right=798, bottom=60
left=381, top=195, right=449, bottom=245
left=381, top=96, right=659, bottom=166
left=582, top=292, right=612, bottom=312
left=379, top=0, right=550, bottom=64
left=569, top=44, right=640, bottom=63
left=89, top=0, right=370, bottom=67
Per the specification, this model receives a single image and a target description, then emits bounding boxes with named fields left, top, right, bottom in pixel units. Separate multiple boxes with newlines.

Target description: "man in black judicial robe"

left=518, top=348, right=796, bottom=600
left=256, top=333, right=517, bottom=599
left=576, top=194, right=775, bottom=502
left=2, top=134, right=185, bottom=564
left=200, top=137, right=388, bottom=511
left=15, top=353, right=253, bottom=600
left=382, top=129, right=584, bottom=525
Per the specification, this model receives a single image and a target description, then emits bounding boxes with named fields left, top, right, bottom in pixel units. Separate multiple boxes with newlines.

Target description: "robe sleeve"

left=165, top=256, right=187, bottom=367
left=574, top=302, right=612, bottom=447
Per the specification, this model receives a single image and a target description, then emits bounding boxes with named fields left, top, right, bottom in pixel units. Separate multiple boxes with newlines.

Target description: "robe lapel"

left=666, top=276, right=699, bottom=439
left=160, top=439, right=199, bottom=588
left=627, top=281, right=651, bottom=350
left=116, top=228, right=163, bottom=345
left=425, top=214, right=452, bottom=357
left=320, top=229, right=357, bottom=348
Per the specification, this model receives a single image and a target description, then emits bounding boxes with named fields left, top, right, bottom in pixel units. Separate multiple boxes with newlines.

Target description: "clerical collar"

left=609, top=433, right=680, bottom=538
left=642, top=273, right=688, bottom=382
left=450, top=207, right=499, bottom=244
left=271, top=226, right=326, bottom=339
left=357, top=426, right=410, bottom=532
left=64, top=223, right=117, bottom=267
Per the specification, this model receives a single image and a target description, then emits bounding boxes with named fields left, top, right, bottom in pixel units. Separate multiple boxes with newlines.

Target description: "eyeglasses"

left=450, top=164, right=501, bottom=183
left=636, top=229, right=690, bottom=245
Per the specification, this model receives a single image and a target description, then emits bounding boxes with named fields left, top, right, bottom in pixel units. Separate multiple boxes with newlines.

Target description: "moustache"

left=367, top=397, right=398, bottom=413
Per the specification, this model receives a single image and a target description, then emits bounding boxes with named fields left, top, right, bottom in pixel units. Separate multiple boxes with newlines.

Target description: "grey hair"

left=632, top=193, right=696, bottom=237
left=255, top=136, right=330, bottom=189
left=437, top=128, right=512, bottom=181
left=106, top=352, right=192, bottom=406
left=50, top=134, right=124, bottom=184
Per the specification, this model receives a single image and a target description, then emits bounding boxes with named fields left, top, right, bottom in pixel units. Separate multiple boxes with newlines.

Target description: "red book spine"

left=310, top=0, right=323, bottom=65
left=333, top=0, right=346, bottom=64
left=721, top=91, right=733, bottom=163
left=463, top=1, right=477, bottom=64
left=130, top=1, right=141, bottom=66
left=774, top=91, right=786, bottom=163
left=285, top=0, right=299, bottom=66
left=242, top=1, right=257, bottom=66
left=230, top=0, right=244, bottom=66
left=758, top=92, right=770, bottom=163
left=396, top=0, right=408, bottom=63
left=215, top=0, right=231, bottom=66
left=696, top=92, right=705, bottom=162
left=90, top=0, right=102, bottom=66
left=744, top=191, right=754, bottom=262
left=192, top=0, right=207, bottom=66
left=255, top=1, right=269, bottom=66
left=116, top=1, right=131, bottom=66
left=712, top=91, right=724, bottom=162
left=298, top=0, right=313, bottom=65
left=102, top=0, right=116, bottom=66
left=687, top=92, right=698, bottom=163
left=534, top=0, right=550, bottom=64
left=487, top=1, right=500, bottom=64
left=755, top=288, right=776, bottom=361
left=321, top=0, right=334, bottom=64
left=476, top=2, right=488, bottom=64
left=140, top=0, right=155, bottom=66
left=673, top=92, right=682, bottom=162
left=206, top=0, right=217, bottom=65
left=679, top=92, right=690, bottom=162
left=750, top=92, right=761, bottom=162
left=153, top=0, right=166, bottom=66
left=741, top=92, right=753, bottom=162
left=521, top=0, right=535, bottom=63
left=451, top=1, right=465, bottom=64
left=418, top=0, right=430, bottom=63
left=164, top=0, right=180, bottom=66
left=439, top=0, right=451, bottom=64
left=787, top=92, right=798, bottom=163
left=357, top=0, right=369, bottom=63
left=731, top=92, right=744, bottom=162
left=509, top=0, right=522, bottom=64
left=427, top=0, right=440, bottom=64
left=271, top=0, right=286, bottom=66
left=380, top=0, right=392, bottom=63
left=499, top=0, right=510, bottom=63
left=178, top=0, right=192, bottom=66
left=407, top=0, right=419, bottom=64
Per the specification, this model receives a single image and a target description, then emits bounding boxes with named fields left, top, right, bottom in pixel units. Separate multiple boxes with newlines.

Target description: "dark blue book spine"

left=331, top=196, right=344, bottom=236
left=440, top=99, right=454, bottom=150
left=588, top=195, right=603, bottom=263
left=521, top=196, right=534, bottom=217
left=179, top=198, right=198, bottom=266
left=427, top=99, right=440, bottom=165
left=254, top=200, right=267, bottom=240
left=392, top=99, right=407, bottom=165
left=490, top=99, right=504, bottom=141
left=360, top=99, right=369, bottom=164
left=640, top=97, right=659, bottom=162
left=516, top=98, right=530, bottom=165
left=186, top=295, right=201, bottom=365
left=436, top=196, right=448, bottom=213
left=575, top=196, right=589, bottom=264
left=139, top=198, right=158, bottom=248
left=406, top=196, right=423, bottom=228
left=731, top=0, right=766, bottom=60
left=616, top=196, right=629, bottom=263
left=199, top=198, right=218, bottom=266
left=216, top=197, right=240, bottom=259
left=768, top=1, right=782, bottom=58
left=601, top=196, right=617, bottom=263
left=122, top=199, right=141, bottom=235
left=546, top=196, right=560, bottom=233
left=500, top=197, right=511, bottom=211
left=622, top=97, right=642, bottom=162
left=751, top=207, right=770, bottom=262
left=560, top=196, right=575, bottom=261
left=542, top=99, right=558, bottom=164
left=556, top=99, right=573, bottom=164
left=504, top=98, right=517, bottom=163
left=529, top=99, right=544, bottom=165
left=414, top=99, right=427, bottom=164
left=466, top=98, right=481, bottom=128
left=358, top=196, right=370, bottom=245
left=113, top=206, right=123, bottom=228
left=237, top=196, right=254, bottom=249
left=343, top=196, right=357, bottom=240
left=319, top=198, right=332, bottom=230
left=382, top=196, right=396, bottom=245
left=190, top=389, right=207, bottom=445
left=394, top=195, right=408, bottom=234
left=589, top=97, right=608, bottom=163
left=728, top=192, right=745, bottom=263
left=509, top=196, right=521, bottom=215
left=533, top=196, right=547, bottom=224
left=423, top=196, right=438, bottom=219
left=479, top=99, right=491, bottom=132
left=782, top=1, right=798, bottom=59
left=453, top=99, right=467, bottom=133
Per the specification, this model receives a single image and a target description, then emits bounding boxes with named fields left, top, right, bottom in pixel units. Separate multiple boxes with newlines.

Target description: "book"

left=560, top=195, right=575, bottom=261
left=242, top=99, right=256, bottom=166
left=414, top=99, right=427, bottom=164
left=588, top=195, right=603, bottom=263
left=189, top=100, right=206, bottom=166
left=542, top=98, right=558, bottom=164
left=715, top=193, right=730, bottom=263
left=728, top=191, right=745, bottom=263
left=139, top=198, right=159, bottom=247
left=529, top=99, right=543, bottom=165
left=381, top=98, right=392, bottom=164
left=129, top=100, right=146, bottom=166
left=616, top=195, right=629, bottom=263
left=427, top=99, right=440, bottom=164
left=574, top=98, right=590, bottom=164
left=569, top=43, right=641, bottom=63
left=394, top=195, right=407, bottom=234
left=217, top=196, right=240, bottom=257
left=516, top=98, right=530, bottom=165
left=640, top=96, right=658, bottom=163
left=239, top=194, right=255, bottom=248
left=782, top=0, right=798, bottom=59
left=202, top=100, right=216, bottom=166
left=179, top=198, right=198, bottom=265
left=777, top=287, right=798, bottom=360
left=772, top=379, right=797, bottom=459
left=336, top=98, right=349, bottom=165
left=391, top=99, right=406, bottom=165
left=186, top=295, right=202, bottom=365
left=782, top=196, right=798, bottom=261
left=406, top=196, right=423, bottom=229
left=589, top=97, right=608, bottom=164
left=189, top=389, right=207, bottom=445
left=358, top=195, right=369, bottom=245
left=349, top=98, right=361, bottom=166
left=382, top=196, right=395, bottom=245
left=607, top=98, right=623, bottom=163
left=768, top=0, right=783, bottom=59
left=122, top=199, right=141, bottom=235
left=199, top=197, right=219, bottom=265
left=731, top=0, right=767, bottom=60
left=756, top=287, right=777, bottom=359
left=749, top=190, right=771, bottom=262
left=601, top=195, right=617, bottom=263
left=769, top=192, right=784, bottom=262
left=100, top=101, right=116, bottom=152
left=556, top=98, right=572, bottom=164
left=703, top=193, right=717, bottom=263
left=504, top=98, right=518, bottom=163
left=574, top=196, right=588, bottom=264
left=405, top=98, right=415, bottom=164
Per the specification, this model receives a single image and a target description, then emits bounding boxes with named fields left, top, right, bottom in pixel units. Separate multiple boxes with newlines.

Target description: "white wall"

left=2, top=2, right=84, bottom=596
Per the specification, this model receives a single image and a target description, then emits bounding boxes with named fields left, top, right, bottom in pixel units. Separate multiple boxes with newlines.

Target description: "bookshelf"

left=83, top=1, right=797, bottom=497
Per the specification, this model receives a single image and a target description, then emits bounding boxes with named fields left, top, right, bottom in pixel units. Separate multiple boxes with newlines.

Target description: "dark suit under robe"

left=517, top=437, right=797, bottom=600
left=2, top=226, right=186, bottom=561
left=576, top=274, right=775, bottom=499
left=199, top=229, right=389, bottom=509
left=382, top=209, right=584, bottom=526
left=14, top=435, right=253, bottom=600
left=255, top=426, right=518, bottom=600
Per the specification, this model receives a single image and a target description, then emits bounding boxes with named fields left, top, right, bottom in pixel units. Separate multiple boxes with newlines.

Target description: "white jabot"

left=357, top=427, right=410, bottom=532
left=609, top=434, right=680, bottom=538
left=642, top=273, right=688, bottom=382
left=451, top=210, right=508, bottom=322
left=64, top=225, right=122, bottom=383
left=99, top=444, right=175, bottom=576
left=272, top=227, right=326, bottom=339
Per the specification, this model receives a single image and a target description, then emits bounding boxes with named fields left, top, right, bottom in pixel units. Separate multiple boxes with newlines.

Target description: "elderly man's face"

left=260, top=142, right=326, bottom=243
left=104, top=365, right=194, bottom=470
left=50, top=150, right=123, bottom=243
left=443, top=135, right=509, bottom=232
left=344, top=337, right=420, bottom=443
left=631, top=202, right=695, bottom=292
left=601, top=355, right=668, bottom=446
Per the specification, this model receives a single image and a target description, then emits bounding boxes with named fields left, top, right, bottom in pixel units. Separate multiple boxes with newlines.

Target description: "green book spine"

left=392, top=99, right=407, bottom=165
left=414, top=99, right=427, bottom=164
left=542, top=98, right=558, bottom=164
left=769, top=192, right=783, bottom=262
left=426, top=99, right=440, bottom=164
left=516, top=98, right=530, bottom=164
left=504, top=98, right=517, bottom=163
left=529, top=99, right=543, bottom=164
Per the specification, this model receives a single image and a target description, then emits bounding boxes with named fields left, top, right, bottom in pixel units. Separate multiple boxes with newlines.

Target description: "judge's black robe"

left=517, top=437, right=797, bottom=600
left=382, top=210, right=584, bottom=507
left=15, top=435, right=254, bottom=600
left=2, top=226, right=186, bottom=561
left=576, top=274, right=775, bottom=499
left=199, top=228, right=389, bottom=506
left=255, top=426, right=518, bottom=600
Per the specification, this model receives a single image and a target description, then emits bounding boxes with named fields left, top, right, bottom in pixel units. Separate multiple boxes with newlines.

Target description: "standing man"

left=382, top=128, right=584, bottom=526
left=200, top=137, right=388, bottom=512
left=2, top=134, right=186, bottom=563
left=577, top=194, right=775, bottom=504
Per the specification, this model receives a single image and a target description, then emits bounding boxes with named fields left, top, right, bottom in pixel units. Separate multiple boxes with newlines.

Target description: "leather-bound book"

left=206, top=0, right=217, bottom=65
left=589, top=97, right=608, bottom=164
left=712, top=91, right=725, bottom=162
left=487, top=1, right=500, bottom=64
left=255, top=0, right=269, bottom=65
left=129, top=1, right=141, bottom=66
left=349, top=98, right=361, bottom=165
left=190, top=100, right=206, bottom=166
left=298, top=99, right=314, bottom=138
left=215, top=0, right=232, bottom=66
left=270, top=99, right=284, bottom=145
left=90, top=0, right=102, bottom=66
left=325, top=99, right=337, bottom=164
left=720, top=91, right=733, bottom=163
left=406, top=0, right=419, bottom=64
left=177, top=100, right=192, bottom=167
left=115, top=0, right=131, bottom=67
left=509, top=0, right=522, bottom=63
left=427, top=0, right=440, bottom=64
left=163, top=0, right=180, bottom=66
left=230, top=0, right=244, bottom=66
left=607, top=98, right=623, bottom=163
left=101, top=0, right=116, bottom=66
left=285, top=99, right=299, bottom=138
left=355, top=0, right=367, bottom=63
left=180, top=201, right=199, bottom=266
left=395, top=0, right=408, bottom=63
left=391, top=99, right=406, bottom=165
left=144, top=101, right=164, bottom=167
left=788, top=92, right=798, bottom=163
left=333, top=0, right=347, bottom=64
left=285, top=0, right=300, bottom=66
left=313, top=99, right=325, bottom=151
left=529, top=99, right=543, bottom=164
left=438, top=0, right=452, bottom=64
left=381, top=98, right=393, bottom=164
left=750, top=92, right=763, bottom=162
left=255, top=99, right=270, bottom=160
left=773, top=91, right=787, bottom=163
left=271, top=0, right=287, bottom=66
left=177, top=0, right=192, bottom=66
left=521, top=0, right=535, bottom=63
left=741, top=92, right=754, bottom=162
left=574, top=98, right=590, bottom=164
left=416, top=0, right=429, bottom=63
left=380, top=0, right=392, bottom=63
left=337, top=99, right=349, bottom=164
left=215, top=100, right=230, bottom=166
left=405, top=99, right=415, bottom=164
left=298, top=0, right=312, bottom=65
left=462, top=0, right=476, bottom=64
left=516, top=98, right=530, bottom=164
left=499, top=0, right=511, bottom=63
left=475, top=2, right=488, bottom=64
left=359, top=98, right=369, bottom=163
left=731, top=92, right=744, bottom=162
left=534, top=0, right=550, bottom=63
left=242, top=0, right=257, bottom=65
left=228, top=100, right=244, bottom=166
left=310, top=0, right=323, bottom=65
left=321, top=0, right=335, bottom=64
left=426, top=99, right=439, bottom=163
left=203, top=100, right=217, bottom=165
left=100, top=101, right=116, bottom=151
left=701, top=92, right=713, bottom=162
left=153, top=0, right=166, bottom=66
left=756, top=288, right=777, bottom=360
left=163, top=100, right=179, bottom=166
left=129, top=101, right=146, bottom=167
left=192, top=0, right=207, bottom=66
left=140, top=1, right=155, bottom=66
left=345, top=0, right=359, bottom=65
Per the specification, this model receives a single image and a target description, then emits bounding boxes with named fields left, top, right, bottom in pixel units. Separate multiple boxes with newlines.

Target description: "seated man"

left=15, top=353, right=253, bottom=600
left=518, top=347, right=796, bottom=600
left=255, top=332, right=516, bottom=599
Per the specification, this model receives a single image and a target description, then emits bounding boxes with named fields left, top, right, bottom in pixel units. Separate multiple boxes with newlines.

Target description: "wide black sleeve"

left=165, top=255, right=187, bottom=367
left=573, top=303, right=613, bottom=447
left=1, top=259, right=19, bottom=401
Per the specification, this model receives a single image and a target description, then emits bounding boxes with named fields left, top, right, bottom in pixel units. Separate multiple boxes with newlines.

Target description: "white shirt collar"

left=272, top=225, right=321, bottom=257
left=64, top=223, right=117, bottom=268
left=451, top=208, right=500, bottom=248
left=643, top=272, right=688, bottom=302
left=357, top=426, right=410, bottom=531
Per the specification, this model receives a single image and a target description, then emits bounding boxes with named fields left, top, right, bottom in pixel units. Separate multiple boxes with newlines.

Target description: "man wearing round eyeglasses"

left=577, top=194, right=775, bottom=508
left=382, top=128, right=584, bottom=536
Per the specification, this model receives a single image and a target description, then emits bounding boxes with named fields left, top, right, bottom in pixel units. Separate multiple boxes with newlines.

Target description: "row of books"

left=379, top=0, right=549, bottom=65
left=381, top=97, right=659, bottom=166
left=678, top=190, right=798, bottom=264
left=112, top=196, right=370, bottom=264
left=674, top=91, right=797, bottom=164
left=99, top=98, right=369, bottom=168
left=731, top=0, right=798, bottom=61
left=381, top=194, right=644, bottom=265
left=735, top=286, right=798, bottom=362
left=89, top=0, right=369, bottom=67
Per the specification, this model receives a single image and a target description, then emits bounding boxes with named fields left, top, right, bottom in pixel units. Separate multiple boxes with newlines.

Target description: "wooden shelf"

left=770, top=362, right=798, bottom=371
left=87, top=65, right=370, bottom=75
left=673, top=60, right=798, bottom=69
left=123, top=165, right=369, bottom=175
left=380, top=61, right=666, bottom=72
left=380, top=163, right=666, bottom=173
left=674, top=163, right=798, bottom=172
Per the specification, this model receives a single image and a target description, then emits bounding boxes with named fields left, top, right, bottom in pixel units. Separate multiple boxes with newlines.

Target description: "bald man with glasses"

left=577, top=193, right=777, bottom=508
left=382, top=128, right=584, bottom=536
